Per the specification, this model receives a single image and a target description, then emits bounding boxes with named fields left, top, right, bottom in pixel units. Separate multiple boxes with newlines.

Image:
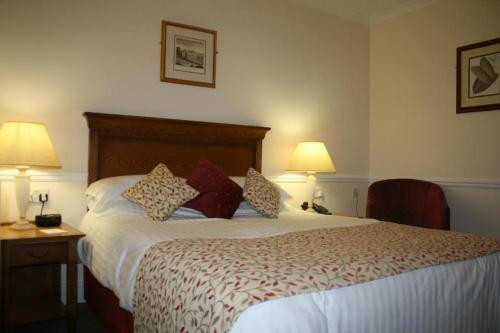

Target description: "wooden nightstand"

left=0, top=223, right=85, bottom=333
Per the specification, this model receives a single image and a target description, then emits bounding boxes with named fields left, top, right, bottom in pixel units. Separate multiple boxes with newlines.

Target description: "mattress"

left=78, top=206, right=500, bottom=333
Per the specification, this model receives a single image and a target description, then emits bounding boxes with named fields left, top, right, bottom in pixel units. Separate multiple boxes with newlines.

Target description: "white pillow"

left=86, top=174, right=293, bottom=216
left=173, top=207, right=205, bottom=218
left=230, top=176, right=246, bottom=188
left=233, top=201, right=261, bottom=217
left=88, top=199, right=207, bottom=220
left=85, top=175, right=144, bottom=212
left=88, top=190, right=286, bottom=220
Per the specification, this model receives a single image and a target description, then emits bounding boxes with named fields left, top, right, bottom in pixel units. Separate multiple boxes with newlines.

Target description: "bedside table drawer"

left=10, top=242, right=67, bottom=266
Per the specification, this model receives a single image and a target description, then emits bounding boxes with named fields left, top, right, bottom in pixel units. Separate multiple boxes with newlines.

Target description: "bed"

left=79, top=112, right=500, bottom=333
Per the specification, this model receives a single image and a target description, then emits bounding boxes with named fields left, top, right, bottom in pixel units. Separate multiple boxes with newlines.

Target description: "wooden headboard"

left=84, top=112, right=271, bottom=184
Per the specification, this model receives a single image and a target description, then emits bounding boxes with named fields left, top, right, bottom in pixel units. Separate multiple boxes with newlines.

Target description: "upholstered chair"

left=366, top=179, right=450, bottom=230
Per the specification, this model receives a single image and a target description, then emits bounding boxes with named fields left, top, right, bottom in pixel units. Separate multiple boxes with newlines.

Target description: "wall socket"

left=352, top=188, right=359, bottom=199
left=30, top=189, right=49, bottom=203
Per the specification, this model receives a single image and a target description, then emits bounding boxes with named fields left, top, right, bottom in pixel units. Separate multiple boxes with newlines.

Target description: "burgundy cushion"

left=183, top=159, right=243, bottom=218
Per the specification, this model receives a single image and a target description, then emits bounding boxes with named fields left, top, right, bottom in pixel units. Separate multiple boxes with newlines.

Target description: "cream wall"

left=0, top=0, right=370, bottom=224
left=370, top=0, right=500, bottom=237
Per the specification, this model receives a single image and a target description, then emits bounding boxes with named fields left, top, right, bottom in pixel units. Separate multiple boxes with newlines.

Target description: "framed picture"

left=456, top=38, right=500, bottom=113
left=160, top=21, right=217, bottom=88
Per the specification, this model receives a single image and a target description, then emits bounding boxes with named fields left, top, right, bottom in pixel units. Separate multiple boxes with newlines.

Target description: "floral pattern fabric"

left=133, top=222, right=499, bottom=333
left=242, top=168, right=280, bottom=218
left=123, top=163, right=199, bottom=222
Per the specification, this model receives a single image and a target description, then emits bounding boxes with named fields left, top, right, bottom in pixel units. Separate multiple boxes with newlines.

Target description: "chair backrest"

left=366, top=179, right=450, bottom=230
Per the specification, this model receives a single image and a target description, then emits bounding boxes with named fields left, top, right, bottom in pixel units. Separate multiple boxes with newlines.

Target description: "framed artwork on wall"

left=456, top=37, right=500, bottom=113
left=160, top=21, right=217, bottom=88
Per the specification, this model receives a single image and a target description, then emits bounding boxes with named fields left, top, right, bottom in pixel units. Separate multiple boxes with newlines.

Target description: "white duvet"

left=78, top=205, right=500, bottom=333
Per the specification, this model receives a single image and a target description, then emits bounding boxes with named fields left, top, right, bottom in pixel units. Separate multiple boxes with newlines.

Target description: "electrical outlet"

left=352, top=188, right=359, bottom=199
left=30, top=189, right=49, bottom=203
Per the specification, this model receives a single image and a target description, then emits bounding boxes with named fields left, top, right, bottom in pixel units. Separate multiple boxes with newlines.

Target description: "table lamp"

left=287, top=142, right=336, bottom=211
left=0, top=122, right=61, bottom=230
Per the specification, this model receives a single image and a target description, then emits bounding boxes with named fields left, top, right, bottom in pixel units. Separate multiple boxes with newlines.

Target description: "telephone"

left=313, top=203, right=332, bottom=215
left=301, top=202, right=332, bottom=215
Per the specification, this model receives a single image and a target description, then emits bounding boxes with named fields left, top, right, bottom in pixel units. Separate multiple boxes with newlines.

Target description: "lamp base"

left=13, top=167, right=33, bottom=231
left=10, top=221, right=36, bottom=230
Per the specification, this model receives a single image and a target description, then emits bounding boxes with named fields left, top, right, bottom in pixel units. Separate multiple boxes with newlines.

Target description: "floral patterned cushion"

left=123, top=163, right=199, bottom=222
left=183, top=159, right=243, bottom=219
left=243, top=168, right=280, bottom=218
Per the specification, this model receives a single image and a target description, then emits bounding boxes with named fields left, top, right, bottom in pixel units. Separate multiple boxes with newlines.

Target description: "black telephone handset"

left=313, top=203, right=332, bottom=215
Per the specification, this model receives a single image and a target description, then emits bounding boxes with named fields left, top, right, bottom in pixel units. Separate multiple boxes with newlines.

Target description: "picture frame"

left=160, top=21, right=217, bottom=88
left=456, top=37, right=500, bottom=113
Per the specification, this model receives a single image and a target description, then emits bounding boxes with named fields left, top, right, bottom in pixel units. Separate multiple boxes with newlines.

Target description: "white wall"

left=370, top=0, right=500, bottom=237
left=0, top=0, right=370, bottom=224
left=2, top=0, right=499, bottom=239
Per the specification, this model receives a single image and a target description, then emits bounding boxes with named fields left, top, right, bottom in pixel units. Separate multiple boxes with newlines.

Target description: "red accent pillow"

left=183, top=159, right=243, bottom=218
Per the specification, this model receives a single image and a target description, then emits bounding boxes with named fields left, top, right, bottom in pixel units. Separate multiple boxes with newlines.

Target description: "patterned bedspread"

left=133, top=222, right=499, bottom=333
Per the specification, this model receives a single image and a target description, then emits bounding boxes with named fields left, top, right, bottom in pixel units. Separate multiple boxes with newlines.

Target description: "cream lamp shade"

left=287, top=142, right=336, bottom=173
left=0, top=121, right=61, bottom=230
left=0, top=122, right=61, bottom=168
left=287, top=142, right=335, bottom=213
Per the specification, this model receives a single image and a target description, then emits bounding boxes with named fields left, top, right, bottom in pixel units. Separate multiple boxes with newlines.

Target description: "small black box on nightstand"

left=35, top=214, right=62, bottom=227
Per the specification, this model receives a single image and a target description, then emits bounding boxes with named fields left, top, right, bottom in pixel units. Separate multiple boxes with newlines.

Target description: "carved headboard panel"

left=84, top=112, right=271, bottom=184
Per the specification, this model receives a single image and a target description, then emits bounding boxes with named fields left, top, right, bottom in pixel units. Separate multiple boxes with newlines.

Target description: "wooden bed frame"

left=83, top=112, right=270, bottom=332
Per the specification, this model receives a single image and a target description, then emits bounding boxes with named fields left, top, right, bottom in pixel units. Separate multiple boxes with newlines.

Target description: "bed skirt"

left=84, top=267, right=133, bottom=333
